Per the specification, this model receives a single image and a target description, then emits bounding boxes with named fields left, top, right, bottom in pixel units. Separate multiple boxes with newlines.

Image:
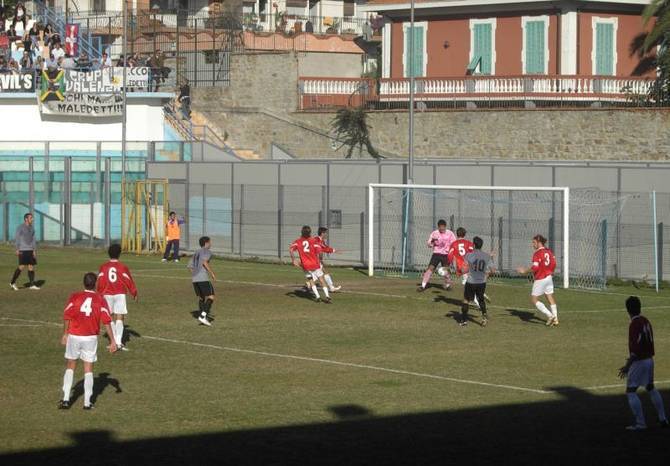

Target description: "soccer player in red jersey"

left=59, top=272, right=116, bottom=410
left=97, top=244, right=137, bottom=351
left=516, top=234, right=559, bottom=326
left=315, top=227, right=341, bottom=292
left=618, top=296, right=668, bottom=431
left=449, top=227, right=474, bottom=286
left=289, top=225, right=334, bottom=303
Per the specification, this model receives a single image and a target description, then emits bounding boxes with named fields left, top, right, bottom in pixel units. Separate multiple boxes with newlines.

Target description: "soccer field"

left=1, top=245, right=669, bottom=464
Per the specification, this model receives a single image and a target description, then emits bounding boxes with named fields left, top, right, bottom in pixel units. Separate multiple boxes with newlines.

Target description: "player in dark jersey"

left=618, top=296, right=668, bottom=431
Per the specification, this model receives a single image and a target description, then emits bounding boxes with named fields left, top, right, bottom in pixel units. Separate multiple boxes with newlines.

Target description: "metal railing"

left=298, top=75, right=661, bottom=110
left=242, top=13, right=368, bottom=36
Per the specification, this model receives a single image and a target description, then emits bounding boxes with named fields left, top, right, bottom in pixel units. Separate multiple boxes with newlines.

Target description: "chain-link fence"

left=3, top=155, right=670, bottom=285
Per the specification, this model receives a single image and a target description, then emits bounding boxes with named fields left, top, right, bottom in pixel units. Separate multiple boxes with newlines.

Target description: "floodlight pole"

left=408, top=0, right=415, bottom=185
left=122, top=0, right=128, bottom=183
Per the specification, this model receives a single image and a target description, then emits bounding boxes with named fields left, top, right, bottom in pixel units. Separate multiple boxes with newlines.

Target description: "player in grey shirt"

left=10, top=212, right=40, bottom=290
left=460, top=236, right=495, bottom=327
left=187, top=236, right=217, bottom=327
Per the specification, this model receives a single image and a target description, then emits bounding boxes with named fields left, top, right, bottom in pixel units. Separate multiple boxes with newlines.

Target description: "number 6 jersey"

left=531, top=247, right=557, bottom=280
left=97, top=259, right=138, bottom=297
left=63, top=290, right=112, bottom=336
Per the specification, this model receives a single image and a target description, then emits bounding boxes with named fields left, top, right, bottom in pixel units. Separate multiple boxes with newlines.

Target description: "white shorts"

left=307, top=268, right=324, bottom=281
left=628, top=358, right=654, bottom=388
left=65, top=335, right=98, bottom=363
left=104, top=294, right=127, bottom=315
left=531, top=276, right=554, bottom=297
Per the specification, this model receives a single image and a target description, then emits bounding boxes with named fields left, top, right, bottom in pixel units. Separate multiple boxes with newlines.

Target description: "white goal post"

left=367, top=183, right=570, bottom=289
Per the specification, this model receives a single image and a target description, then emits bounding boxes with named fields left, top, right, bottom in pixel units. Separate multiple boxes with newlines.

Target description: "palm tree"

left=640, top=0, right=670, bottom=102
left=330, top=84, right=382, bottom=160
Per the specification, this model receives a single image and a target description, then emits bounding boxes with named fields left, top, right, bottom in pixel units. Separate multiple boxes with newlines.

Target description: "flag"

left=39, top=69, right=65, bottom=102
left=65, top=23, right=79, bottom=56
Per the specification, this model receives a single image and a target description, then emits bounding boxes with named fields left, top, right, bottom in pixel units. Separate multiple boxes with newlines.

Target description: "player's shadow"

left=433, top=295, right=464, bottom=306
left=444, top=310, right=485, bottom=327
left=21, top=279, right=46, bottom=288
left=122, top=325, right=142, bottom=345
left=328, top=404, right=374, bottom=420
left=190, top=310, right=215, bottom=322
left=286, top=288, right=317, bottom=301
left=506, top=308, right=545, bottom=324
left=69, top=372, right=122, bottom=405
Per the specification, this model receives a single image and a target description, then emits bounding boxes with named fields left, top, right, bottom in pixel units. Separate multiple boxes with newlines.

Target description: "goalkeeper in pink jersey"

left=418, top=219, right=456, bottom=292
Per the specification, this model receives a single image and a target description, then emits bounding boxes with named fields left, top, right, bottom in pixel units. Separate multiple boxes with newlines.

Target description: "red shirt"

left=63, top=290, right=112, bottom=337
left=629, top=315, right=655, bottom=360
left=313, top=236, right=334, bottom=264
left=448, top=239, right=474, bottom=268
left=97, top=260, right=137, bottom=297
left=531, top=247, right=556, bottom=280
left=290, top=236, right=327, bottom=271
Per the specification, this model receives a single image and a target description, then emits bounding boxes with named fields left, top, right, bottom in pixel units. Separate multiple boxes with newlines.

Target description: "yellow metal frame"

left=121, top=179, right=170, bottom=254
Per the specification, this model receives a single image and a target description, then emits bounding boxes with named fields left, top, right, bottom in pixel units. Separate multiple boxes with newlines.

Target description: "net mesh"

left=372, top=186, right=624, bottom=290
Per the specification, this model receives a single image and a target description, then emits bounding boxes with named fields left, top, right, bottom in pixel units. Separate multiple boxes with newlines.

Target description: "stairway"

left=30, top=0, right=102, bottom=59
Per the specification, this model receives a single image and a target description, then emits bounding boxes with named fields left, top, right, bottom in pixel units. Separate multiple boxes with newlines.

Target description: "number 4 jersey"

left=97, top=260, right=138, bottom=297
left=63, top=290, right=112, bottom=336
left=531, top=247, right=557, bottom=280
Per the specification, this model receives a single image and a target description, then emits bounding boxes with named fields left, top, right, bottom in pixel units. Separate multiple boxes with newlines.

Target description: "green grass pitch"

left=1, top=245, right=669, bottom=464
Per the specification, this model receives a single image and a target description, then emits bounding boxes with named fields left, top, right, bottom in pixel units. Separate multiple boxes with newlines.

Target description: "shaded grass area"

left=1, top=245, right=669, bottom=464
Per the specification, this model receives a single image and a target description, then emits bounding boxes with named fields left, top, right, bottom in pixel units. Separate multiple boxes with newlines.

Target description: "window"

left=592, top=17, right=617, bottom=76
left=469, top=19, right=496, bottom=75
left=329, top=210, right=342, bottom=229
left=343, top=0, right=355, bottom=17
left=93, top=0, right=106, bottom=13
left=522, top=16, right=549, bottom=74
left=286, top=0, right=307, bottom=17
left=403, top=22, right=428, bottom=78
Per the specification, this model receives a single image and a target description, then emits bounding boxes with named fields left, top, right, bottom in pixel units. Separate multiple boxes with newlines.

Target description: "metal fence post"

left=230, top=164, right=235, bottom=254
left=601, top=219, right=608, bottom=286
left=239, top=184, right=244, bottom=256
left=89, top=182, right=95, bottom=247
left=278, top=184, right=283, bottom=260
left=202, top=184, right=207, bottom=239
left=64, top=157, right=72, bottom=246
left=105, top=157, right=111, bottom=247
left=28, top=157, right=34, bottom=213
left=658, top=222, right=664, bottom=283
left=498, top=216, right=504, bottom=270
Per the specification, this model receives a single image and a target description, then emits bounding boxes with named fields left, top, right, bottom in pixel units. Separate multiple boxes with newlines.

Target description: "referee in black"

left=10, top=213, right=40, bottom=290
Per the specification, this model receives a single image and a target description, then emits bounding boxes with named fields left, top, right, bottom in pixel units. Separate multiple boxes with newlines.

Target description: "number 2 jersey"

left=63, top=290, right=112, bottom=336
left=290, top=236, right=332, bottom=271
left=96, top=259, right=138, bottom=297
left=531, top=247, right=556, bottom=280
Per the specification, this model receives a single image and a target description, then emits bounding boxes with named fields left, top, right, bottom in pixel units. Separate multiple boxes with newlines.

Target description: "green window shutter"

left=595, top=23, right=614, bottom=75
left=525, top=20, right=545, bottom=74
left=472, top=23, right=492, bottom=75
left=404, top=25, right=425, bottom=77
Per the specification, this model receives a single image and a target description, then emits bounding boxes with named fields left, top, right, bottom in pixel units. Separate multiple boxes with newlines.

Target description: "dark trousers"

left=164, top=239, right=180, bottom=260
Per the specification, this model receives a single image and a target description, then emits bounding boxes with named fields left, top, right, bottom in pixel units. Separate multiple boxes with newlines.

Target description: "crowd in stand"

left=0, top=3, right=170, bottom=91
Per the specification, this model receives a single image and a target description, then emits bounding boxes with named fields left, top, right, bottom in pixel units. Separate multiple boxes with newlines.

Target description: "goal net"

left=368, top=184, right=623, bottom=290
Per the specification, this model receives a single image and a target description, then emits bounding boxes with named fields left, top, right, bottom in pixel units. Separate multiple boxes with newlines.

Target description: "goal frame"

left=367, top=183, right=571, bottom=289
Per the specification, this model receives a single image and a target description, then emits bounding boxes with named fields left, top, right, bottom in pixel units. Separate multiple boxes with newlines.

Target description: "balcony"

left=299, top=75, right=658, bottom=111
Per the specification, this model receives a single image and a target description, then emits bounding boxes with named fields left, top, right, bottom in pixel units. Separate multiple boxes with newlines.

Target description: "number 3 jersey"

left=531, top=247, right=556, bottom=280
left=96, top=259, right=138, bottom=297
left=63, top=290, right=112, bottom=336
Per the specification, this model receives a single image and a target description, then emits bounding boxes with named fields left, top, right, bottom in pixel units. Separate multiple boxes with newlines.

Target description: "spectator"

left=51, top=42, right=65, bottom=61
left=7, top=24, right=19, bottom=43
left=19, top=50, right=32, bottom=70
left=76, top=51, right=91, bottom=72
left=61, top=55, right=75, bottom=69
left=12, top=3, right=28, bottom=32
left=8, top=58, right=19, bottom=73
left=44, top=53, right=57, bottom=70
left=178, top=78, right=191, bottom=119
left=0, top=55, right=8, bottom=73
left=100, top=51, right=112, bottom=69
left=33, top=55, right=44, bottom=72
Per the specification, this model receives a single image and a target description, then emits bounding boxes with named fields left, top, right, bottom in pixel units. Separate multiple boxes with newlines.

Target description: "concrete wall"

left=298, top=52, right=363, bottom=78
left=0, top=94, right=169, bottom=142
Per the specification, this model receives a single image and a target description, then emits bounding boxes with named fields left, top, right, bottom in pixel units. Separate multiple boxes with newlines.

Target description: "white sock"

left=84, top=372, right=94, bottom=407
left=461, top=274, right=468, bottom=286
left=311, top=285, right=320, bottom=299
left=535, top=301, right=553, bottom=319
left=322, top=286, right=330, bottom=298
left=550, top=304, right=558, bottom=318
left=62, top=368, right=74, bottom=401
left=114, top=320, right=124, bottom=346
left=325, top=274, right=334, bottom=289
left=473, top=295, right=479, bottom=307
left=627, top=392, right=646, bottom=426
left=649, top=389, right=668, bottom=422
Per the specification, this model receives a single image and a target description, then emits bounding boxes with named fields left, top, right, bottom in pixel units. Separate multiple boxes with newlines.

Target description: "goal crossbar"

left=367, top=183, right=570, bottom=289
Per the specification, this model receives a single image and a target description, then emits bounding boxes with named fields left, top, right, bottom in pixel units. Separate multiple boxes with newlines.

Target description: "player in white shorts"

left=516, top=234, right=559, bottom=327
left=59, top=273, right=116, bottom=410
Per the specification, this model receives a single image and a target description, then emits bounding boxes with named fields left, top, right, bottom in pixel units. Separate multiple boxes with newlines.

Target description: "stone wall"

left=193, top=52, right=670, bottom=160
